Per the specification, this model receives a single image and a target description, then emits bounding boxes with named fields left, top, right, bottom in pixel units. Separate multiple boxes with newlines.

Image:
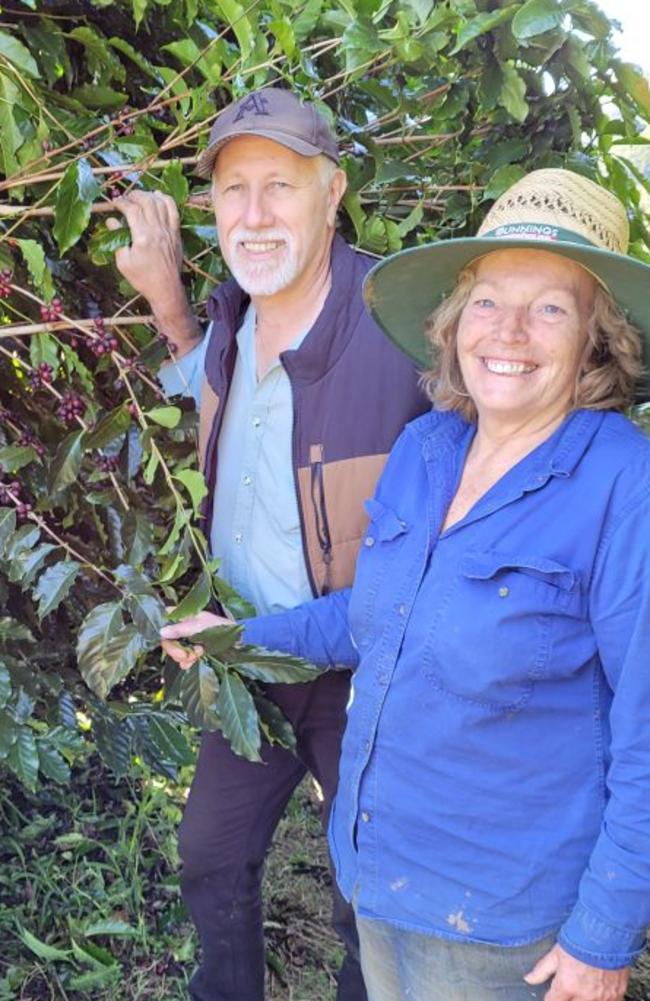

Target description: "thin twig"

left=0, top=194, right=211, bottom=219
left=0, top=316, right=155, bottom=338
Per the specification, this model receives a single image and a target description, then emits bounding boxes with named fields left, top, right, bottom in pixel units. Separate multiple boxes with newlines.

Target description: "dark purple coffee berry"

left=56, top=390, right=86, bottom=426
left=16, top=501, right=33, bottom=522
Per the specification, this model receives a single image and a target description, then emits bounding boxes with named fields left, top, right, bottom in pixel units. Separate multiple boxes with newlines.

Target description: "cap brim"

left=196, top=129, right=338, bottom=178
left=363, top=238, right=650, bottom=402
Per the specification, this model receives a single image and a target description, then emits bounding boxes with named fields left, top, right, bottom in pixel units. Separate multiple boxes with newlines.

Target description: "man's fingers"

left=162, top=193, right=181, bottom=231
left=105, top=216, right=123, bottom=231
left=524, top=946, right=559, bottom=985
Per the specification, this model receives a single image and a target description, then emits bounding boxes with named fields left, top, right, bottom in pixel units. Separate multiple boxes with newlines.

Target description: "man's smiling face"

left=211, top=135, right=342, bottom=298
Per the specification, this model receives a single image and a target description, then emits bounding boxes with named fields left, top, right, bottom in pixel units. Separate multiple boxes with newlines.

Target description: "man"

left=109, top=87, right=428, bottom=1001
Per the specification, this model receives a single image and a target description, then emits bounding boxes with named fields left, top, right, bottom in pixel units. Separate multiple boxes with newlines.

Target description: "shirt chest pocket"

left=350, top=499, right=411, bottom=649
left=423, top=551, right=581, bottom=714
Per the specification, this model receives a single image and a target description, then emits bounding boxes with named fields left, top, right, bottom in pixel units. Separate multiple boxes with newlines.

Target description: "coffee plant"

left=0, top=0, right=649, bottom=788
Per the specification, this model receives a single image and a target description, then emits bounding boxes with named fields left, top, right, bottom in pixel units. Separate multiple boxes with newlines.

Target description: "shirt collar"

left=415, top=408, right=606, bottom=481
left=236, top=303, right=310, bottom=384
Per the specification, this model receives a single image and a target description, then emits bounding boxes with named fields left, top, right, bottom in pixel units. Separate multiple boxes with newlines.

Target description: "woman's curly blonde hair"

left=420, top=262, right=643, bottom=423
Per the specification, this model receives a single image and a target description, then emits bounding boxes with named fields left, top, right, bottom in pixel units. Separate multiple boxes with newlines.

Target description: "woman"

left=162, top=170, right=650, bottom=1001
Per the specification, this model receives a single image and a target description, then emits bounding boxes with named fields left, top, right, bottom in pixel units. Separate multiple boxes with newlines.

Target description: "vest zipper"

left=310, top=443, right=333, bottom=595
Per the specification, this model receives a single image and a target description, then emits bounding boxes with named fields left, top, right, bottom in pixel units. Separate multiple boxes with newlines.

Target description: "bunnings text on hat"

left=494, top=223, right=560, bottom=241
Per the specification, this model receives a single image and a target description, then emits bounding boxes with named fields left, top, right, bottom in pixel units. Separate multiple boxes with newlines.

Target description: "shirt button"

left=365, top=740, right=371, bottom=752
left=252, top=417, right=261, bottom=428
left=364, top=536, right=375, bottom=547
left=398, top=604, right=406, bottom=616
left=234, top=533, right=243, bottom=544
left=243, top=475, right=252, bottom=486
left=377, top=673, right=388, bottom=686
left=361, top=811, right=371, bottom=823
left=498, top=586, right=509, bottom=598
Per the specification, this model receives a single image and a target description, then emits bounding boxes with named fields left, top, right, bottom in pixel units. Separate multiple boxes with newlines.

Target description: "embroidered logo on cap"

left=233, top=93, right=271, bottom=122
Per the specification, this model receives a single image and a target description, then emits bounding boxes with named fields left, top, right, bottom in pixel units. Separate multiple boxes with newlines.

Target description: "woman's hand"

left=160, top=611, right=232, bottom=670
left=525, top=943, right=629, bottom=1000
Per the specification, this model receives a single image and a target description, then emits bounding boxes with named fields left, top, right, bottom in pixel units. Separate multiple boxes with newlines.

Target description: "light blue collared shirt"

left=158, top=309, right=313, bottom=616
left=210, top=306, right=312, bottom=615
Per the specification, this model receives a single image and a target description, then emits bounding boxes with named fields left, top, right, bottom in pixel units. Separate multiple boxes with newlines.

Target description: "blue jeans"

left=356, top=917, right=555, bottom=1001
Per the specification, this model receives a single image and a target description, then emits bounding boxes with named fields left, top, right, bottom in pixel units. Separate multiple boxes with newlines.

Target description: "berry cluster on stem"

left=57, top=390, right=86, bottom=425
left=40, top=297, right=63, bottom=323
left=29, top=363, right=54, bottom=389
left=91, top=316, right=119, bottom=357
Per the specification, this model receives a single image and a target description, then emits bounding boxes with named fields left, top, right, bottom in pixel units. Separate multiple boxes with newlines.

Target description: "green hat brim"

left=363, top=237, right=650, bottom=402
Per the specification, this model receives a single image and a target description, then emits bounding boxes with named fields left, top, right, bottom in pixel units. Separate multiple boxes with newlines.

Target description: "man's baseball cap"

left=196, top=87, right=340, bottom=179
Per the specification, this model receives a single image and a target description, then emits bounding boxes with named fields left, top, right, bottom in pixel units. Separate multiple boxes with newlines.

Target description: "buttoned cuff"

left=558, top=901, right=646, bottom=969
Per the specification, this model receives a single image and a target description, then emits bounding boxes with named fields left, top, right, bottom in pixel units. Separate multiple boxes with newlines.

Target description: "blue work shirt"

left=243, top=408, right=650, bottom=969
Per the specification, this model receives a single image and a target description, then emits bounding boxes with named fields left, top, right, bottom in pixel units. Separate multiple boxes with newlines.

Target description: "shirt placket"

left=228, top=368, right=280, bottom=596
left=351, top=440, right=466, bottom=906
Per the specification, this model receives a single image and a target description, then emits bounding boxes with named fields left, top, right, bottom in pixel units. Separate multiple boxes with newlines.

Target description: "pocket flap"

left=461, top=551, right=577, bottom=592
left=363, top=498, right=409, bottom=542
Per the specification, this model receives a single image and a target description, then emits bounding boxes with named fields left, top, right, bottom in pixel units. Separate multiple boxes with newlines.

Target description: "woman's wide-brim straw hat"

left=363, top=168, right=650, bottom=400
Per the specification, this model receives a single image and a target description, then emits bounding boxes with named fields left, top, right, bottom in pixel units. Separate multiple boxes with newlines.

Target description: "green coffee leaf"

left=0, top=30, right=40, bottom=78
left=253, top=692, right=296, bottom=751
left=17, top=240, right=55, bottom=300
left=37, top=741, right=71, bottom=783
left=179, top=659, right=221, bottom=730
left=167, top=568, right=211, bottom=620
left=0, top=71, right=22, bottom=177
left=85, top=405, right=130, bottom=450
left=0, top=444, right=38, bottom=473
left=146, top=405, right=182, bottom=428
left=500, top=63, right=529, bottom=122
left=511, top=0, right=563, bottom=41
left=77, top=603, right=131, bottom=698
left=87, top=221, right=131, bottom=266
left=450, top=5, right=517, bottom=54
left=216, top=669, right=261, bottom=761
left=7, top=728, right=39, bottom=790
left=33, top=560, right=80, bottom=620
left=232, top=649, right=323, bottom=684
left=48, top=429, right=86, bottom=493
left=54, top=159, right=101, bottom=255
left=174, top=468, right=207, bottom=515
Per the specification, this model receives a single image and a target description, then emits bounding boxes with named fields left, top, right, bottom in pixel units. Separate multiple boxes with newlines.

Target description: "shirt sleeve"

left=558, top=472, right=650, bottom=968
left=240, top=588, right=358, bottom=668
left=157, top=324, right=211, bottom=405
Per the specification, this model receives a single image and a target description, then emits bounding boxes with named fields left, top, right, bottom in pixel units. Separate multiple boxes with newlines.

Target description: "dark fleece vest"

left=198, top=233, right=430, bottom=596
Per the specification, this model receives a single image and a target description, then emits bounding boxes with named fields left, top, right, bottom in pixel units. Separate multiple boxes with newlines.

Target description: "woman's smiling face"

left=456, top=248, right=596, bottom=426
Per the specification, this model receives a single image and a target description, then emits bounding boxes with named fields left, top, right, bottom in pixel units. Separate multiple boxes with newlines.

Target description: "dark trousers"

left=178, top=670, right=367, bottom=1001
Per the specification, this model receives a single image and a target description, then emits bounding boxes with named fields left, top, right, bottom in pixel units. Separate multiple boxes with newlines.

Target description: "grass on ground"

left=0, top=756, right=338, bottom=1001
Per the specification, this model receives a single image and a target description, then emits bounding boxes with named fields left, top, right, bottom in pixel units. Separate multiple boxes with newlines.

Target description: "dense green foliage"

left=0, top=0, right=649, bottom=789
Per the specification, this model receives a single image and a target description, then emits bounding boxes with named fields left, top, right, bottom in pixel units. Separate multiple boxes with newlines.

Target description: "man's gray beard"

left=222, top=239, right=299, bottom=297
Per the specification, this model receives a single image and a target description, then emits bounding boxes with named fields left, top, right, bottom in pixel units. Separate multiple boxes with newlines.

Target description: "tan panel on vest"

left=298, top=452, right=388, bottom=594
left=198, top=378, right=220, bottom=472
